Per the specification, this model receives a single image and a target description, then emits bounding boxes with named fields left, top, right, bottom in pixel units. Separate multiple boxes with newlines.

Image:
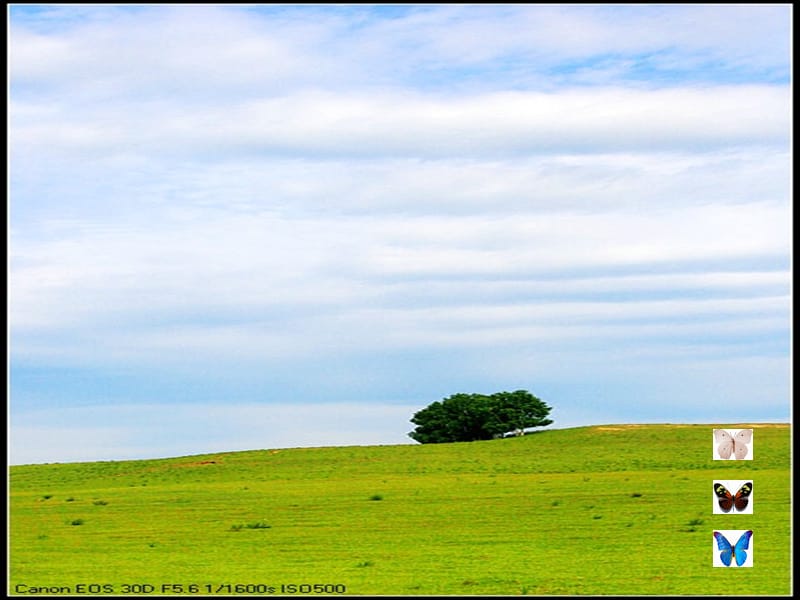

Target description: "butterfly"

left=714, top=429, right=752, bottom=460
left=714, top=481, right=752, bottom=512
left=713, top=530, right=752, bottom=567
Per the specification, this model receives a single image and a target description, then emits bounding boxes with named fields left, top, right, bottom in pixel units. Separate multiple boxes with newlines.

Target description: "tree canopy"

left=408, top=390, right=553, bottom=443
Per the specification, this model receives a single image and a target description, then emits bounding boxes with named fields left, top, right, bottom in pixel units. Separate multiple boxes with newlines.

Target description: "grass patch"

left=683, top=517, right=704, bottom=532
left=356, top=561, right=374, bottom=568
left=231, top=521, right=271, bottom=531
left=9, top=423, right=791, bottom=595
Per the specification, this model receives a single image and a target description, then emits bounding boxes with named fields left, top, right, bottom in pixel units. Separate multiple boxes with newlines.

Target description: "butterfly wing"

left=733, top=429, right=752, bottom=460
left=714, top=483, right=734, bottom=512
left=733, top=482, right=752, bottom=512
left=714, top=429, right=734, bottom=459
left=714, top=531, right=734, bottom=566
left=732, top=530, right=753, bottom=566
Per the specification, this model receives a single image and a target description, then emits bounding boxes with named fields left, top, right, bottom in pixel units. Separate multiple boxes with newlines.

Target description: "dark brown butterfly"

left=714, top=481, right=752, bottom=512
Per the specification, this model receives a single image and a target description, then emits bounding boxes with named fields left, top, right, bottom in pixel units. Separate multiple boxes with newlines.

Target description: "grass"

left=9, top=423, right=791, bottom=595
left=230, top=522, right=271, bottom=531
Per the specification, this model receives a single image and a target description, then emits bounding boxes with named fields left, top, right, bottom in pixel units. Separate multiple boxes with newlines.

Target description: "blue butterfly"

left=713, top=530, right=752, bottom=566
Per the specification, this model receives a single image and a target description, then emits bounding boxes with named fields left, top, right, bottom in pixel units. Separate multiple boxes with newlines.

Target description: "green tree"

left=408, top=390, right=553, bottom=443
left=485, top=390, right=554, bottom=436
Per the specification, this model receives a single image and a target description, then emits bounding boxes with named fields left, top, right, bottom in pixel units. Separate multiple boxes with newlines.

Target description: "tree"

left=408, top=390, right=553, bottom=443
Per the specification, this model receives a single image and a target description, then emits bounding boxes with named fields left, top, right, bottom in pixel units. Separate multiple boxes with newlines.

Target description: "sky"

left=8, top=4, right=792, bottom=465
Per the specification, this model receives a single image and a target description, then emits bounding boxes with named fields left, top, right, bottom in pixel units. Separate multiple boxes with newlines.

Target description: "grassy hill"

left=9, top=424, right=791, bottom=595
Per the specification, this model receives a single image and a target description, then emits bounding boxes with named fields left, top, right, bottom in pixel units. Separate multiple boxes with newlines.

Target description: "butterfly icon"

left=713, top=481, right=752, bottom=513
left=713, top=530, right=753, bottom=567
left=714, top=428, right=752, bottom=460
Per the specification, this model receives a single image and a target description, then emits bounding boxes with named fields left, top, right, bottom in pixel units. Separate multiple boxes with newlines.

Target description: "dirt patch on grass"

left=173, top=459, right=223, bottom=468
left=593, top=423, right=790, bottom=431
left=594, top=424, right=652, bottom=431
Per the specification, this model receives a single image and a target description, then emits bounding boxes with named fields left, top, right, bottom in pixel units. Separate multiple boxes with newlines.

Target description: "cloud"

left=10, top=4, right=789, bottom=97
left=10, top=199, right=789, bottom=369
left=9, top=5, right=790, bottom=463
left=10, top=87, right=790, bottom=165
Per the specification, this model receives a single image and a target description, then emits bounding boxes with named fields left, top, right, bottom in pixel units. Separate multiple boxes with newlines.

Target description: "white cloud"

left=10, top=5, right=789, bottom=97
left=10, top=198, right=789, bottom=370
left=10, top=87, right=790, bottom=164
left=9, top=5, right=791, bottom=463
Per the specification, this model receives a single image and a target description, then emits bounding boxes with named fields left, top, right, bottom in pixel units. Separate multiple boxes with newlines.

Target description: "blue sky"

left=9, top=4, right=791, bottom=464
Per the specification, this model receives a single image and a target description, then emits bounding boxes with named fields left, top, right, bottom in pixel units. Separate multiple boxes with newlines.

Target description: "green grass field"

left=9, top=424, right=791, bottom=596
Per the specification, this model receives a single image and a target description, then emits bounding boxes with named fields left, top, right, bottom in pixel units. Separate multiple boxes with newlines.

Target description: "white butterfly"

left=714, top=429, right=752, bottom=460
